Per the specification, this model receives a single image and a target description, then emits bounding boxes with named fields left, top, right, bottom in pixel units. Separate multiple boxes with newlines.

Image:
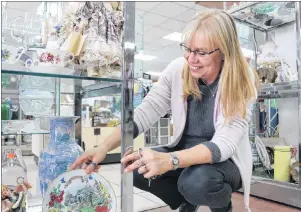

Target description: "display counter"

left=227, top=1, right=301, bottom=208
left=1, top=1, right=136, bottom=211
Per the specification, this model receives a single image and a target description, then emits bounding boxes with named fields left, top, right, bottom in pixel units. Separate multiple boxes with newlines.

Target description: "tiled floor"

left=24, top=157, right=300, bottom=212
left=143, top=193, right=301, bottom=212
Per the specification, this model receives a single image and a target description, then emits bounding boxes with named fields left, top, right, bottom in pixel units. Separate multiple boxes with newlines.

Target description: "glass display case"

left=1, top=1, right=135, bottom=211
left=228, top=1, right=301, bottom=208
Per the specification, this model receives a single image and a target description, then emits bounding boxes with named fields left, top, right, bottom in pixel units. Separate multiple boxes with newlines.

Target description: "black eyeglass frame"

left=180, top=43, right=219, bottom=56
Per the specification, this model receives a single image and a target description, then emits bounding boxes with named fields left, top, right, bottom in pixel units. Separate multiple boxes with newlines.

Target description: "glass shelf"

left=2, top=73, right=122, bottom=98
left=258, top=80, right=300, bottom=99
left=228, top=2, right=296, bottom=32
left=2, top=144, right=33, bottom=151
left=2, top=132, right=49, bottom=135
left=1, top=64, right=122, bottom=83
left=1, top=120, right=49, bottom=135
left=259, top=80, right=300, bottom=91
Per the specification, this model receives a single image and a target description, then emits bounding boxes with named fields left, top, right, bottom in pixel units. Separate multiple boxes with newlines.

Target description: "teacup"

left=36, top=49, right=74, bottom=67
left=2, top=44, right=27, bottom=64
left=25, top=59, right=39, bottom=69
left=25, top=57, right=74, bottom=76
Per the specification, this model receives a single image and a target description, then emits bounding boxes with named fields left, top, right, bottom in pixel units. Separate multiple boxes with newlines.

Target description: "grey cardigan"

left=134, top=57, right=256, bottom=212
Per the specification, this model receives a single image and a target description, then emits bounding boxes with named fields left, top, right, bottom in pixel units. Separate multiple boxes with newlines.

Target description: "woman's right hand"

left=69, top=147, right=107, bottom=174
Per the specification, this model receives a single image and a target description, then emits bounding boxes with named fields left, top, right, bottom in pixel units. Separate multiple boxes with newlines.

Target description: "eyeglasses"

left=180, top=43, right=219, bottom=57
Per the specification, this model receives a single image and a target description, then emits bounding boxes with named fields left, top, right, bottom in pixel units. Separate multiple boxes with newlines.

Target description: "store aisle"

left=24, top=157, right=166, bottom=211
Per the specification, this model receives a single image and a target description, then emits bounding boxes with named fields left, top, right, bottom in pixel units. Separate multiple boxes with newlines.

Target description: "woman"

left=70, top=9, right=258, bottom=212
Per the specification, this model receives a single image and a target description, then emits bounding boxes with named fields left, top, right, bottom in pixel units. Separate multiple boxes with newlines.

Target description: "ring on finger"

left=89, top=162, right=98, bottom=168
left=140, top=158, right=148, bottom=166
left=143, top=165, right=149, bottom=174
left=136, top=159, right=143, bottom=167
left=138, top=165, right=148, bottom=174
left=134, top=151, right=140, bottom=160
left=138, top=148, right=143, bottom=158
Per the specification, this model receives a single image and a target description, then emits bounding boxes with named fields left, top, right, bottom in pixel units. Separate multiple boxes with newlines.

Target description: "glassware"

left=1, top=101, right=10, bottom=120
left=6, top=135, right=16, bottom=146
left=19, top=90, right=55, bottom=132
left=2, top=149, right=27, bottom=186
left=2, top=98, right=19, bottom=120
left=2, top=149, right=28, bottom=211
left=19, top=90, right=54, bottom=117
left=38, top=116, right=84, bottom=196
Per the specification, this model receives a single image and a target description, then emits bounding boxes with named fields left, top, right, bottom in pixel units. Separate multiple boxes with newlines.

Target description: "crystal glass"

left=19, top=75, right=55, bottom=92
left=19, top=90, right=54, bottom=116
left=2, top=149, right=28, bottom=212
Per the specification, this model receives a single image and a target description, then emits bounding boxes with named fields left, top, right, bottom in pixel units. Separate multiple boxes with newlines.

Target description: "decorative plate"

left=42, top=169, right=116, bottom=212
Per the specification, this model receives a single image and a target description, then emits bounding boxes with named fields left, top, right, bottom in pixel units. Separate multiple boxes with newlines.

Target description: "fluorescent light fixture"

left=163, top=32, right=182, bottom=42
left=135, top=53, right=157, bottom=61
left=145, top=71, right=162, bottom=76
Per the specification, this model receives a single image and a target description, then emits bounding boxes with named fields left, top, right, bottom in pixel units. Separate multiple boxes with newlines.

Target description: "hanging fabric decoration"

left=55, top=2, right=124, bottom=78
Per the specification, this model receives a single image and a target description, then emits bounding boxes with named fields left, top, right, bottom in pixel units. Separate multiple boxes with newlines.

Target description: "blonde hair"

left=182, top=9, right=259, bottom=121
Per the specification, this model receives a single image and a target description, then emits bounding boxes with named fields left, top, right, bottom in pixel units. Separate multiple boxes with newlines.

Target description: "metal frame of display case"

left=1, top=2, right=136, bottom=211
left=228, top=1, right=301, bottom=208
left=120, top=2, right=135, bottom=212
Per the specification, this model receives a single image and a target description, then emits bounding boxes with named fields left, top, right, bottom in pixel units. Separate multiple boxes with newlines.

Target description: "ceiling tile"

left=149, top=38, right=178, bottom=48
left=153, top=46, right=183, bottom=59
left=156, top=19, right=188, bottom=32
left=142, top=12, right=169, bottom=26
left=135, top=21, right=144, bottom=34
left=135, top=2, right=162, bottom=11
left=150, top=2, right=189, bottom=18
left=143, top=38, right=177, bottom=52
left=143, top=27, right=171, bottom=43
left=175, top=2, right=198, bottom=8
left=143, top=43, right=161, bottom=52
left=144, top=25, right=154, bottom=31
left=143, top=60, right=170, bottom=72
left=145, top=27, right=171, bottom=38
left=174, top=9, right=198, bottom=22
left=194, top=5, right=210, bottom=12
left=135, top=9, right=145, bottom=20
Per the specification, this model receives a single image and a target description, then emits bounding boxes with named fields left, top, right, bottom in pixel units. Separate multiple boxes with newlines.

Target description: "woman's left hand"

left=121, top=149, right=173, bottom=179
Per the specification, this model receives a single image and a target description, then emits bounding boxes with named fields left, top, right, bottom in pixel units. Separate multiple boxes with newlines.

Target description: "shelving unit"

left=228, top=2, right=296, bottom=32
left=228, top=1, right=301, bottom=208
left=1, top=2, right=136, bottom=211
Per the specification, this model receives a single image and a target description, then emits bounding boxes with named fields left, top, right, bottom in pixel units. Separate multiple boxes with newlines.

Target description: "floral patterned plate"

left=42, top=169, right=116, bottom=212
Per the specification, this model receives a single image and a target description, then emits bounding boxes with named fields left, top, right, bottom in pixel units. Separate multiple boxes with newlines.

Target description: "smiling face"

left=184, top=32, right=224, bottom=84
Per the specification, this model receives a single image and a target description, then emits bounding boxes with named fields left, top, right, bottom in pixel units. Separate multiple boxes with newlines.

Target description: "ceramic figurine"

left=1, top=181, right=31, bottom=212
left=38, top=116, right=83, bottom=196
left=256, top=67, right=278, bottom=83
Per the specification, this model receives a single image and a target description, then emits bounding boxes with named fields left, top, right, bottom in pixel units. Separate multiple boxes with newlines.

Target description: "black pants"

left=133, top=147, right=242, bottom=211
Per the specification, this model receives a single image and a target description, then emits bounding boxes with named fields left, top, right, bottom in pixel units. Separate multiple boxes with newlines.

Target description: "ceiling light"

left=163, top=32, right=182, bottom=42
left=135, top=53, right=157, bottom=61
